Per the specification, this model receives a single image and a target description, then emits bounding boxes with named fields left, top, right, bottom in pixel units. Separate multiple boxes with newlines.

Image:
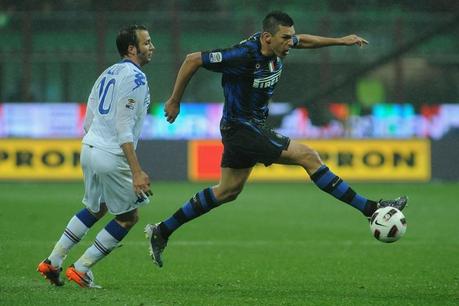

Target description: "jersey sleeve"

left=83, top=91, right=95, bottom=135
left=115, top=72, right=146, bottom=145
left=83, top=81, right=99, bottom=134
left=201, top=44, right=254, bottom=75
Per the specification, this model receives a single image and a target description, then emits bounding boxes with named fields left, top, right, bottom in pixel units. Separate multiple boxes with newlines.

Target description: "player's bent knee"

left=299, top=147, right=322, bottom=169
left=305, top=149, right=321, bottom=163
left=99, top=204, right=108, bottom=215
left=222, top=188, right=242, bottom=203
left=115, top=210, right=139, bottom=228
left=115, top=217, right=138, bottom=229
left=88, top=204, right=108, bottom=219
left=225, top=193, right=239, bottom=202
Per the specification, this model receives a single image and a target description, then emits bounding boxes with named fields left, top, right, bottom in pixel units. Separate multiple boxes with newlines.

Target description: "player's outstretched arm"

left=164, top=52, right=203, bottom=123
left=295, top=34, right=368, bottom=49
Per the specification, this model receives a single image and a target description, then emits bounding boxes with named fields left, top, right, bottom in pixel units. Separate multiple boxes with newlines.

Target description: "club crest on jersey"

left=125, top=98, right=136, bottom=110
left=132, top=70, right=146, bottom=90
left=209, top=52, right=222, bottom=63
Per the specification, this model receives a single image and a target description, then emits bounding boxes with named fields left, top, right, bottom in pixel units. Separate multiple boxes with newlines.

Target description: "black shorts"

left=220, top=122, right=290, bottom=169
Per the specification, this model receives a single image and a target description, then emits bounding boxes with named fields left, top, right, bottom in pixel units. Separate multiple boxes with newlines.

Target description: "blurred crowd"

left=1, top=0, right=457, bottom=104
left=1, top=0, right=458, bottom=13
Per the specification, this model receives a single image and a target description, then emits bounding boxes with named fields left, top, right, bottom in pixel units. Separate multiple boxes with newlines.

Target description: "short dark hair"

left=116, top=24, right=148, bottom=57
left=262, top=11, right=294, bottom=34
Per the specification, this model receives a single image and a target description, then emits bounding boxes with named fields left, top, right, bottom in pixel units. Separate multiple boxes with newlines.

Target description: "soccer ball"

left=369, top=206, right=407, bottom=243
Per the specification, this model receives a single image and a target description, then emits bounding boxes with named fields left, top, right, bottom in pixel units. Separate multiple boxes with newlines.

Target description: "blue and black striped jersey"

left=201, top=32, right=299, bottom=126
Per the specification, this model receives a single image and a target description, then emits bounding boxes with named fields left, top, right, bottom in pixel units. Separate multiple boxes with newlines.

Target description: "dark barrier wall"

left=137, top=140, right=188, bottom=181
left=431, top=131, right=459, bottom=181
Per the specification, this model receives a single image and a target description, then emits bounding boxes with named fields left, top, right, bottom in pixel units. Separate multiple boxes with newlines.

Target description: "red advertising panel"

left=188, top=140, right=223, bottom=181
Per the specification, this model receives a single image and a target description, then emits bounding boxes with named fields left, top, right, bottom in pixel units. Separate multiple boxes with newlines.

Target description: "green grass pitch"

left=1, top=181, right=458, bottom=305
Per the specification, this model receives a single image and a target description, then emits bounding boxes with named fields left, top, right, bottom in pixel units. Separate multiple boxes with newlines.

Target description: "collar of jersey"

left=121, top=59, right=142, bottom=70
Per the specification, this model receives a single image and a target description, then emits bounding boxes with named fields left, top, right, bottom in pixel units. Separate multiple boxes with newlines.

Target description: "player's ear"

left=262, top=32, right=272, bottom=44
left=127, top=44, right=137, bottom=56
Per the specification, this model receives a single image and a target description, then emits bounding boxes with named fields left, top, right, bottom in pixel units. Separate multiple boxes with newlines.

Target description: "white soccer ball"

left=369, top=206, right=407, bottom=243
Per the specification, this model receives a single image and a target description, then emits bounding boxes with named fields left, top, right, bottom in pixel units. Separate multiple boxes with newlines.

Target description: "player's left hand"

left=341, top=35, right=368, bottom=47
left=164, top=98, right=180, bottom=124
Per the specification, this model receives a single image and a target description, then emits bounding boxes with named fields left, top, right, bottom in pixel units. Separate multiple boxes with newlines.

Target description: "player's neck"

left=123, top=56, right=143, bottom=69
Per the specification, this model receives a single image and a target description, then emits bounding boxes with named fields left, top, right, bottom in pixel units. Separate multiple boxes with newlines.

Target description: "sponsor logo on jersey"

left=252, top=70, right=282, bottom=88
left=209, top=52, right=222, bottom=63
left=125, top=98, right=136, bottom=110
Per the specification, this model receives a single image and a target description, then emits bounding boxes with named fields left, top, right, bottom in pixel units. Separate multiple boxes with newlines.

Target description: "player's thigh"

left=90, top=148, right=148, bottom=215
left=277, top=140, right=322, bottom=173
left=99, top=161, right=149, bottom=215
left=81, top=145, right=104, bottom=213
left=115, top=208, right=139, bottom=227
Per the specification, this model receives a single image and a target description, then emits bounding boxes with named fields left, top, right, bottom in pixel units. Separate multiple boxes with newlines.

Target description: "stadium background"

left=0, top=0, right=458, bottom=181
left=1, top=2, right=458, bottom=305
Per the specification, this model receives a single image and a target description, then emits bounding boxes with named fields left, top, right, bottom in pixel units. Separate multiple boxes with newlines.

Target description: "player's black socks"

left=362, top=201, right=378, bottom=217
left=160, top=187, right=220, bottom=238
left=311, top=165, right=377, bottom=217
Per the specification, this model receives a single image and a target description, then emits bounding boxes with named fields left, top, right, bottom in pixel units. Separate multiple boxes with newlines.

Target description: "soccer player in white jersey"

left=37, top=25, right=155, bottom=288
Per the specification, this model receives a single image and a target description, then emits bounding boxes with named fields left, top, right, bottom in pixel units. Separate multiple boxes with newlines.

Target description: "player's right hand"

left=164, top=98, right=180, bottom=123
left=133, top=170, right=151, bottom=196
left=341, top=34, right=368, bottom=47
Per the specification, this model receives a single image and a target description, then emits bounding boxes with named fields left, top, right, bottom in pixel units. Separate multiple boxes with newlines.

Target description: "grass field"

left=1, top=181, right=458, bottom=305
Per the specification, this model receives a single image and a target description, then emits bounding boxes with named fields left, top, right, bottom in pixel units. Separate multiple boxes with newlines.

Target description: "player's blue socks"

left=159, top=187, right=220, bottom=238
left=48, top=208, right=98, bottom=267
left=311, top=165, right=377, bottom=217
left=74, top=219, right=129, bottom=272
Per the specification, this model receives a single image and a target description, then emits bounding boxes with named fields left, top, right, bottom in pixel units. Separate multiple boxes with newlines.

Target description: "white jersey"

left=82, top=59, right=150, bottom=155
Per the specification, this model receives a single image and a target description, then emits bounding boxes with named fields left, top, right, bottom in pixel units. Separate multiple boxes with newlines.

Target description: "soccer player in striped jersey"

left=145, top=11, right=407, bottom=267
left=37, top=25, right=155, bottom=287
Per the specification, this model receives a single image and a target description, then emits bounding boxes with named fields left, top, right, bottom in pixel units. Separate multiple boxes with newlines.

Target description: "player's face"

left=135, top=30, right=155, bottom=66
left=270, top=25, right=295, bottom=58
